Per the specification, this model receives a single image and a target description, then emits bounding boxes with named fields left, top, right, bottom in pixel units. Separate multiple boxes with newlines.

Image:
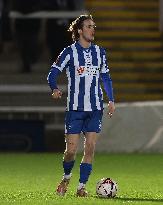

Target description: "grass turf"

left=0, top=153, right=162, bottom=205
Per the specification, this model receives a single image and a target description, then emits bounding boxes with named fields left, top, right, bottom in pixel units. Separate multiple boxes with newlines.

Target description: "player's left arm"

left=100, top=48, right=115, bottom=117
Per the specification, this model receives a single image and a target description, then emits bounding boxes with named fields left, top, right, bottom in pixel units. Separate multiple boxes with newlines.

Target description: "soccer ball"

left=96, top=177, right=118, bottom=198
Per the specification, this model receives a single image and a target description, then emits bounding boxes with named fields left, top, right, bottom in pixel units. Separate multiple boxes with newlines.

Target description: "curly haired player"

left=47, top=14, right=115, bottom=197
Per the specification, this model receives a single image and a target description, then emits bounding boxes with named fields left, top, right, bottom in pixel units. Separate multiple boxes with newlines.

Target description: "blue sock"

left=63, top=160, right=75, bottom=175
left=79, top=163, right=92, bottom=184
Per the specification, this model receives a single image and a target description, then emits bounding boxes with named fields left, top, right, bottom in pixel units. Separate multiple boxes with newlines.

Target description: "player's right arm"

left=47, top=68, right=62, bottom=99
left=47, top=48, right=70, bottom=99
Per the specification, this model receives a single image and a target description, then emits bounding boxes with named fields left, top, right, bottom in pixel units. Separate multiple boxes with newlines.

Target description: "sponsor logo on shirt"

left=77, top=66, right=85, bottom=75
left=76, top=66, right=100, bottom=76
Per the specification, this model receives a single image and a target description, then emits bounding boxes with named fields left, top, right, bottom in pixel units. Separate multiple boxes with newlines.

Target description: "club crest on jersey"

left=77, top=66, right=85, bottom=75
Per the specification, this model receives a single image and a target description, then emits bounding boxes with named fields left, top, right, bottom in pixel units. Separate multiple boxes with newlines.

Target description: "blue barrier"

left=0, top=120, right=45, bottom=152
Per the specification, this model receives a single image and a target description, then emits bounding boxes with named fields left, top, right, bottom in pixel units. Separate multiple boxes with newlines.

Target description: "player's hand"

left=107, top=101, right=115, bottom=118
left=52, top=89, right=62, bottom=99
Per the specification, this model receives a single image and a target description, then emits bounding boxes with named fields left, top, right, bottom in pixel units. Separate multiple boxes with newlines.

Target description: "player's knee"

left=65, top=149, right=76, bottom=160
left=85, top=142, right=96, bottom=157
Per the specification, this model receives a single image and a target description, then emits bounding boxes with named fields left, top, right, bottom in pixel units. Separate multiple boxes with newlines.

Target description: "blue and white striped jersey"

left=49, top=41, right=113, bottom=111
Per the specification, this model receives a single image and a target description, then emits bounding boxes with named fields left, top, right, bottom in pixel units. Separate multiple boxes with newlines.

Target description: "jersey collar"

left=75, top=41, right=94, bottom=52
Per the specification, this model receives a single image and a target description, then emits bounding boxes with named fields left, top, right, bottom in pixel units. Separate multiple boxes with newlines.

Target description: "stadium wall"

left=78, top=101, right=163, bottom=153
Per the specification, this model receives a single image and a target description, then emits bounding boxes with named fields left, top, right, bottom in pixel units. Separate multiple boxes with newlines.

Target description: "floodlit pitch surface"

left=0, top=153, right=162, bottom=205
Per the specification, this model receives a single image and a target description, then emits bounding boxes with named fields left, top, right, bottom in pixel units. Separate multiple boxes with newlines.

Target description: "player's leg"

left=77, top=132, right=99, bottom=197
left=63, top=134, right=80, bottom=178
left=63, top=111, right=84, bottom=178
left=77, top=110, right=103, bottom=197
left=56, top=111, right=83, bottom=196
left=56, top=134, right=80, bottom=196
left=82, top=132, right=98, bottom=163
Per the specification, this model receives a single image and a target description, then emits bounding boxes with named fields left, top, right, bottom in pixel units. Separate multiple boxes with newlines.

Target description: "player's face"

left=80, top=19, right=96, bottom=42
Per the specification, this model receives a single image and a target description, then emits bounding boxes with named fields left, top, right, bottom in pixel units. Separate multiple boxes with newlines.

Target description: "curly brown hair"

left=68, top=14, right=94, bottom=41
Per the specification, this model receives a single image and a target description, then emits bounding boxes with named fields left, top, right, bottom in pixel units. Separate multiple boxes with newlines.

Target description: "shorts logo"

left=99, top=120, right=102, bottom=129
left=77, top=67, right=85, bottom=75
left=68, top=125, right=72, bottom=130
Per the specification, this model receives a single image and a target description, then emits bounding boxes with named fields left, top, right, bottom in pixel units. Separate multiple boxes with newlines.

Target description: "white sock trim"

left=63, top=173, right=72, bottom=180
left=77, top=183, right=85, bottom=190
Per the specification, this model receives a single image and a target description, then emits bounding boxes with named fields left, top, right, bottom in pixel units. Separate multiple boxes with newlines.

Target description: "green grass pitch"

left=0, top=153, right=162, bottom=205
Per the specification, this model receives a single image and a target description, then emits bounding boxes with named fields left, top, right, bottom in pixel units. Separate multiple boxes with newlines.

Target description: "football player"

left=47, top=14, right=115, bottom=197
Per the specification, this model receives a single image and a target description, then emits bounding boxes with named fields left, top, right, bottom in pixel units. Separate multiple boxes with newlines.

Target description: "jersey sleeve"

left=47, top=68, right=61, bottom=91
left=47, top=47, right=70, bottom=91
left=100, top=48, right=114, bottom=102
left=51, top=47, right=70, bottom=72
left=100, top=73, right=114, bottom=102
left=100, top=48, right=109, bottom=73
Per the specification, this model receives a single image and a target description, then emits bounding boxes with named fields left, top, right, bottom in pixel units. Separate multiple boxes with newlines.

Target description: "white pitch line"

left=151, top=107, right=163, bottom=120
left=144, top=126, right=163, bottom=149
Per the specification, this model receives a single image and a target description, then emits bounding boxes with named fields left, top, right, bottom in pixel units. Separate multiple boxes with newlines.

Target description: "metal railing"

left=9, top=10, right=88, bottom=19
